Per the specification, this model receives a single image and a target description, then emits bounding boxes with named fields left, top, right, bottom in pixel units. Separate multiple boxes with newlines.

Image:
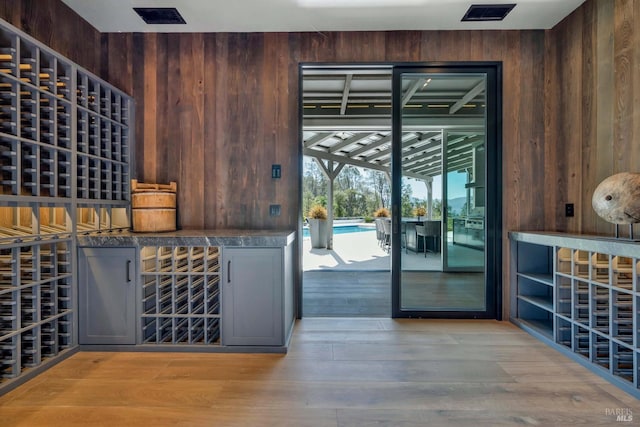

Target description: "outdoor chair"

left=415, top=224, right=427, bottom=257
left=382, top=219, right=391, bottom=252
left=400, top=221, right=407, bottom=253
left=375, top=218, right=385, bottom=247
left=423, top=220, right=441, bottom=253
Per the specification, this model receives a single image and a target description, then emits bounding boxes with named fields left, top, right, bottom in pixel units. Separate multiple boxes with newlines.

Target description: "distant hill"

left=447, top=196, right=467, bottom=215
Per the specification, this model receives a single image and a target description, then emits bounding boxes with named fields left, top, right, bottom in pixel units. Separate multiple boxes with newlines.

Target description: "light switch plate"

left=565, top=203, right=574, bottom=217
left=269, top=204, right=281, bottom=216
left=272, top=164, right=281, bottom=179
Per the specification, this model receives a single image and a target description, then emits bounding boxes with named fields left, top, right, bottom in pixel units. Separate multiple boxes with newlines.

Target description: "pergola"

left=302, top=67, right=486, bottom=249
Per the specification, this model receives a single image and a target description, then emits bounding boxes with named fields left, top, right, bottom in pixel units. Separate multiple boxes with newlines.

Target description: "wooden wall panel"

left=99, top=28, right=548, bottom=318
left=132, top=33, right=148, bottom=183
left=114, top=30, right=548, bottom=234
left=593, top=0, right=615, bottom=236
left=560, top=7, right=583, bottom=234
left=203, top=33, right=218, bottom=228
left=10, top=0, right=640, bottom=319
left=543, top=28, right=559, bottom=231
left=0, top=0, right=101, bottom=75
left=384, top=31, right=422, bottom=62
left=613, top=1, right=635, bottom=174
left=546, top=0, right=640, bottom=237
left=581, top=1, right=597, bottom=234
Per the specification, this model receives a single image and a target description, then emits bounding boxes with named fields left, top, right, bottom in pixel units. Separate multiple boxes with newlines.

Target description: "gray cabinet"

left=222, top=246, right=293, bottom=346
left=78, top=247, right=136, bottom=345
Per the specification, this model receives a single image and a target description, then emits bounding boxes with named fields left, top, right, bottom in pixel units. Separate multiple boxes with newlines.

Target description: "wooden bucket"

left=131, top=180, right=177, bottom=232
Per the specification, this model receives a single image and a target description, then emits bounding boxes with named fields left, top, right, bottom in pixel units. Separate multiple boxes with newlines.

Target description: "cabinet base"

left=79, top=344, right=289, bottom=354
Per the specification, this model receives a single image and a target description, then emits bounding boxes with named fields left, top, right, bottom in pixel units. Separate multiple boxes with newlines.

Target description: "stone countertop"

left=76, top=229, right=296, bottom=248
left=509, top=231, right=640, bottom=258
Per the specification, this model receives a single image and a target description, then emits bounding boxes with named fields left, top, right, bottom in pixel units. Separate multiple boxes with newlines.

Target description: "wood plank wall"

left=0, top=0, right=101, bottom=75
left=4, top=0, right=638, bottom=319
left=546, top=0, right=640, bottom=235
left=100, top=31, right=548, bottom=235
left=99, top=30, right=547, bottom=319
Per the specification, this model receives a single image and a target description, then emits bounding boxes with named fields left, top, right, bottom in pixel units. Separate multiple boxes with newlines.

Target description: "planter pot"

left=308, top=218, right=328, bottom=248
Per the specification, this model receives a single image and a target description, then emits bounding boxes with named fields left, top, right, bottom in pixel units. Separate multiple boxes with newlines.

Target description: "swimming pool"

left=302, top=224, right=375, bottom=238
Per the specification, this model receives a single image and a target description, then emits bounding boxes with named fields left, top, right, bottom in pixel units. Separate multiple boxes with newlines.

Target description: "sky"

left=405, top=171, right=468, bottom=201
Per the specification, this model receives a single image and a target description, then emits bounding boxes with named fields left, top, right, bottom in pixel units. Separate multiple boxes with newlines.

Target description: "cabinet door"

left=222, top=248, right=283, bottom=346
left=78, top=247, right=136, bottom=345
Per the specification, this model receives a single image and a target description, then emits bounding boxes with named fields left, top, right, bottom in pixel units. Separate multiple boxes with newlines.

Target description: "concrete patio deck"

left=302, top=226, right=445, bottom=271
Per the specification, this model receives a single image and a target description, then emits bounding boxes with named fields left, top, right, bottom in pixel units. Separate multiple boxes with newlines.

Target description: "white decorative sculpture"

left=592, top=172, right=640, bottom=239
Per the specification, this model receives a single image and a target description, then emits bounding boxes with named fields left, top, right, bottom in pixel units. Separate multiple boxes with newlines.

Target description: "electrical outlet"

left=565, top=203, right=574, bottom=217
left=269, top=204, right=281, bottom=216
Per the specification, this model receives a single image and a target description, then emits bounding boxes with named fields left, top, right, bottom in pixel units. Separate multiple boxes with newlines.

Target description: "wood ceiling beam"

left=303, top=132, right=336, bottom=148
left=449, top=80, right=485, bottom=115
left=304, top=148, right=431, bottom=181
left=401, top=78, right=426, bottom=108
left=348, top=134, right=391, bottom=158
left=329, top=132, right=374, bottom=154
left=303, top=117, right=485, bottom=132
left=340, top=73, right=353, bottom=116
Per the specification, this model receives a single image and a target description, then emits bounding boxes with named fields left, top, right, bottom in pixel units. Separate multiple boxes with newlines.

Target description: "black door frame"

left=390, top=62, right=503, bottom=319
left=296, top=62, right=502, bottom=320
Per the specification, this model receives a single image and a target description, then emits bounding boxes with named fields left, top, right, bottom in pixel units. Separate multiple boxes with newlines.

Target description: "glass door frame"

left=390, top=62, right=503, bottom=319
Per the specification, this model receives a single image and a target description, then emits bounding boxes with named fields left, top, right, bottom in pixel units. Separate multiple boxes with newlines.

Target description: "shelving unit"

left=0, top=18, right=133, bottom=392
left=510, top=232, right=640, bottom=398
left=0, top=19, right=132, bottom=221
left=0, top=238, right=72, bottom=383
left=140, top=246, right=221, bottom=345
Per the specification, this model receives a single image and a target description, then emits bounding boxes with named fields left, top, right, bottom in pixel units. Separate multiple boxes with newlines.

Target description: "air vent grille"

left=461, top=4, right=516, bottom=22
left=133, top=7, right=186, bottom=25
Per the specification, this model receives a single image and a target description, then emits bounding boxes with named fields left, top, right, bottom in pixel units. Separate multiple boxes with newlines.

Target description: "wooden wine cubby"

left=0, top=17, right=134, bottom=394
left=510, top=232, right=640, bottom=398
left=140, top=246, right=221, bottom=345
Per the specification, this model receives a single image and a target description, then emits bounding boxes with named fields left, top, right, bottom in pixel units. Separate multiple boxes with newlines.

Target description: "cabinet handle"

left=227, top=260, right=231, bottom=283
left=126, top=260, right=131, bottom=282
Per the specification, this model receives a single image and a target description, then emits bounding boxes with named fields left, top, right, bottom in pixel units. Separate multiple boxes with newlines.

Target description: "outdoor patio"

left=302, top=225, right=486, bottom=316
left=302, top=225, right=448, bottom=271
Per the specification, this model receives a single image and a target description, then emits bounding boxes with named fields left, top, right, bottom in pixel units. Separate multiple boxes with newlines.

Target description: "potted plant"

left=373, top=207, right=390, bottom=218
left=307, top=205, right=328, bottom=248
left=413, top=206, right=426, bottom=220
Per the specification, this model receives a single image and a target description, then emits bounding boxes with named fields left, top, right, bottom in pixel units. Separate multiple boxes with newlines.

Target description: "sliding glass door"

left=391, top=64, right=501, bottom=318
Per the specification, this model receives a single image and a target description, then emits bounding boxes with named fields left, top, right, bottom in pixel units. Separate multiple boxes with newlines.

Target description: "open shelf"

left=511, top=234, right=640, bottom=398
left=0, top=18, right=133, bottom=392
left=140, top=246, right=221, bottom=346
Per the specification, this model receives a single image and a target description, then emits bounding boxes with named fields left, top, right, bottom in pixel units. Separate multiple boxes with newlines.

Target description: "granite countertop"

left=509, top=231, right=640, bottom=258
left=76, top=229, right=296, bottom=247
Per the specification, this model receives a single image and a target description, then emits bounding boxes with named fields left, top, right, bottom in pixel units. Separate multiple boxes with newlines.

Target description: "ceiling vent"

left=133, top=7, right=186, bottom=25
left=461, top=4, right=516, bottom=22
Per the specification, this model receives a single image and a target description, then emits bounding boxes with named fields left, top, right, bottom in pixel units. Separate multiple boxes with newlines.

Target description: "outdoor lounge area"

left=303, top=220, right=483, bottom=272
left=303, top=221, right=443, bottom=271
left=303, top=220, right=486, bottom=316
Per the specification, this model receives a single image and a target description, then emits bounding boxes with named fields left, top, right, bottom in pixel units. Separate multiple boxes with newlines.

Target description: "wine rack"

left=140, top=246, right=221, bottom=345
left=510, top=232, right=640, bottom=398
left=0, top=17, right=134, bottom=393
left=0, top=239, right=72, bottom=384
left=0, top=19, right=132, bottom=208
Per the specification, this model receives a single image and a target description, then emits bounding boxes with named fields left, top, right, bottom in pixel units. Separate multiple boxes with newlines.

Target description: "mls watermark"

left=606, top=408, right=633, bottom=422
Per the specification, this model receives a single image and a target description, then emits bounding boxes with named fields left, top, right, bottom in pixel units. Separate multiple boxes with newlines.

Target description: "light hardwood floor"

left=303, top=271, right=485, bottom=316
left=1, top=318, right=639, bottom=426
